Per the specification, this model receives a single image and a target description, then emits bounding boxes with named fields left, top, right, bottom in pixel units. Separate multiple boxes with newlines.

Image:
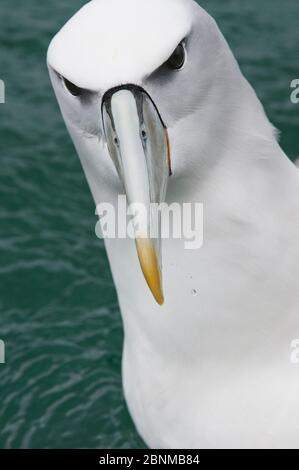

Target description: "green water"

left=0, top=0, right=298, bottom=449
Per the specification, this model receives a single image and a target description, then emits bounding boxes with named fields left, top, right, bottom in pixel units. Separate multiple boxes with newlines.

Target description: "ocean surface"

left=0, top=0, right=298, bottom=449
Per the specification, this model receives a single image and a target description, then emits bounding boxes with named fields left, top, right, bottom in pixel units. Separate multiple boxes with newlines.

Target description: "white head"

left=47, top=0, right=271, bottom=305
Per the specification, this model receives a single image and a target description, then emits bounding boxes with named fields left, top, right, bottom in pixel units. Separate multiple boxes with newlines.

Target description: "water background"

left=0, top=0, right=298, bottom=448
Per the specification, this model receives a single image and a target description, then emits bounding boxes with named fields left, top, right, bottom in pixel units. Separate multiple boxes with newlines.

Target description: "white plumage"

left=48, top=0, right=299, bottom=448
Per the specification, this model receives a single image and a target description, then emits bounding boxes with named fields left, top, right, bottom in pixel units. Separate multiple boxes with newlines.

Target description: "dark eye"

left=63, top=78, right=83, bottom=96
left=166, top=42, right=186, bottom=70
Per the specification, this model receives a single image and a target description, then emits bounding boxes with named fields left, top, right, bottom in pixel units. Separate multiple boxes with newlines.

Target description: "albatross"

left=47, top=0, right=299, bottom=448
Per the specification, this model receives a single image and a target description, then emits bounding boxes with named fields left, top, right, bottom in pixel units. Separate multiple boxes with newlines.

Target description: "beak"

left=102, top=85, right=170, bottom=305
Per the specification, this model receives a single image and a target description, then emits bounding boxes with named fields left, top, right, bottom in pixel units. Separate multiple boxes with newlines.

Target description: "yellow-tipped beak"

left=136, top=238, right=164, bottom=305
left=102, top=85, right=169, bottom=306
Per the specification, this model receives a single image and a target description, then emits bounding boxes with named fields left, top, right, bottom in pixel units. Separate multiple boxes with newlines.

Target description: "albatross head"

left=47, top=0, right=230, bottom=305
